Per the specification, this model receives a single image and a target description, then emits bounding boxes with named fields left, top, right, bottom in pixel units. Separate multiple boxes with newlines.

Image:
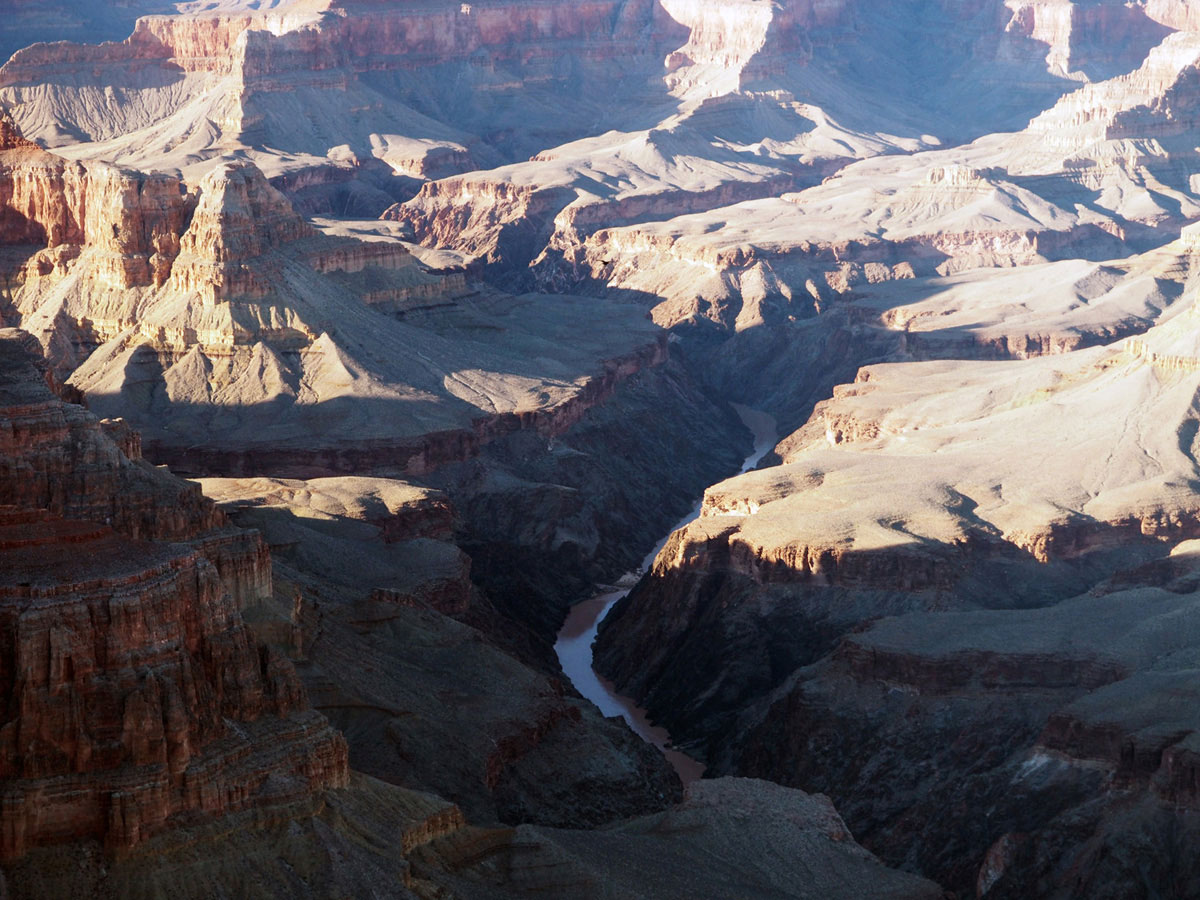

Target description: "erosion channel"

left=554, top=403, right=778, bottom=782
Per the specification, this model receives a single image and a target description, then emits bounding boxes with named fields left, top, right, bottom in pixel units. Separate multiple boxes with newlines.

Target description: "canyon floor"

left=6, top=0, right=1200, bottom=897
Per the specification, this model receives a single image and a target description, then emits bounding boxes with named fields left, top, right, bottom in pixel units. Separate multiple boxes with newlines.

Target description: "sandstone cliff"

left=0, top=0, right=689, bottom=195
left=15, top=2, right=1200, bottom=897
left=190, top=353, right=751, bottom=830
left=0, top=326, right=348, bottom=861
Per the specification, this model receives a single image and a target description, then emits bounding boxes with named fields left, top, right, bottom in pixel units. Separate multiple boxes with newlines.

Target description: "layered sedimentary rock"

left=576, top=29, right=1200, bottom=892
left=387, top=92, right=892, bottom=277
left=2, top=124, right=672, bottom=477
left=0, top=0, right=689, bottom=193
left=591, top=140, right=1200, bottom=900
left=542, top=25, right=1200, bottom=353
left=423, top=358, right=750, bottom=642
left=0, top=110, right=193, bottom=308
left=5, top=771, right=944, bottom=900
left=0, top=1, right=248, bottom=78
left=390, top=0, right=1188, bottom=282
left=4, top=0, right=1163, bottom=282
left=0, top=327, right=348, bottom=861
left=5, top=769, right=473, bottom=899
left=715, top=555, right=1200, bottom=897
left=195, top=471, right=686, bottom=829
left=16, top=1, right=1200, bottom=896
left=597, top=267, right=1200, bottom=716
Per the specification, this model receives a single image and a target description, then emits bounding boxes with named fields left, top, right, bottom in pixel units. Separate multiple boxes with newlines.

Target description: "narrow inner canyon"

left=554, top=402, right=778, bottom=784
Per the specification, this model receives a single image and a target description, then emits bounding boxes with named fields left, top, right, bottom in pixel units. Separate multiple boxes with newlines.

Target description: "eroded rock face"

left=188, top=355, right=753, bottom=830
left=0, top=113, right=677, bottom=479
left=0, top=0, right=689, bottom=190
left=2, top=123, right=668, bottom=479
left=570, top=28, right=1200, bottom=888
left=18, top=1, right=1200, bottom=896
left=195, top=468, right=687, bottom=831
left=590, top=185, right=1200, bottom=900
left=714, top=567, right=1200, bottom=897
left=0, top=111, right=193, bottom=297
left=410, top=777, right=944, bottom=900
left=0, top=327, right=347, bottom=860
left=169, top=161, right=313, bottom=304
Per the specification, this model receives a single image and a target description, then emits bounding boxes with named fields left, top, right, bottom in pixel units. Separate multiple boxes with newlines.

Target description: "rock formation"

left=1, top=117, right=675, bottom=479
left=0, top=0, right=690, bottom=199
left=190, top=356, right=750, bottom=829
left=17, top=0, right=1200, bottom=896
left=412, top=777, right=944, bottom=899
left=0, top=326, right=348, bottom=860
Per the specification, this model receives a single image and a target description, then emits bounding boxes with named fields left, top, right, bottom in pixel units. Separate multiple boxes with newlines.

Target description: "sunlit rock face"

left=1, top=119, right=662, bottom=476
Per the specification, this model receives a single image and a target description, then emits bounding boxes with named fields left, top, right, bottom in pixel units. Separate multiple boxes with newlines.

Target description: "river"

left=553, top=403, right=778, bottom=783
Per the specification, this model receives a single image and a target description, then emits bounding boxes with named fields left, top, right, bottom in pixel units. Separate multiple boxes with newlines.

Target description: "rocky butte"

left=7, top=0, right=1200, bottom=897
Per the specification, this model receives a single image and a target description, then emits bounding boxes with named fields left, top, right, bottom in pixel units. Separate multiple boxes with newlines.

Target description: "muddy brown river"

left=553, top=403, right=778, bottom=783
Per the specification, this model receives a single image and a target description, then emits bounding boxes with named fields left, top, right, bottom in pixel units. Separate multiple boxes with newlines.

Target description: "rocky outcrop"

left=596, top=289, right=1200, bottom=753
left=425, top=356, right=749, bottom=644
left=0, top=112, right=462, bottom=364
left=710, top=575, right=1200, bottom=897
left=147, top=333, right=669, bottom=478
left=0, top=327, right=348, bottom=860
left=197, top=468, right=688, bottom=831
left=0, top=511, right=346, bottom=859
left=570, top=162, right=1135, bottom=333
left=390, top=148, right=827, bottom=279
left=1, top=116, right=670, bottom=478
left=0, top=0, right=690, bottom=182
left=0, top=111, right=193, bottom=293
left=18, top=3, right=1200, bottom=898
left=0, top=326, right=220, bottom=543
left=1006, top=0, right=1172, bottom=79
left=410, top=777, right=943, bottom=900
left=1025, top=29, right=1200, bottom=149
left=3, top=771, right=469, bottom=899
left=169, top=162, right=313, bottom=305
left=589, top=214, right=1200, bottom=899
left=188, top=354, right=754, bottom=835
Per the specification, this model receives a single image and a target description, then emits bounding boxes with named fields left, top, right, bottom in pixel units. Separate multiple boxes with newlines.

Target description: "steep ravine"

left=554, top=403, right=777, bottom=782
left=424, top=357, right=752, bottom=653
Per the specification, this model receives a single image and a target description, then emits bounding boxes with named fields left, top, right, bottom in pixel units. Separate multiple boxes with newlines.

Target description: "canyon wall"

left=11, top=1, right=1200, bottom=896
left=0, top=326, right=348, bottom=861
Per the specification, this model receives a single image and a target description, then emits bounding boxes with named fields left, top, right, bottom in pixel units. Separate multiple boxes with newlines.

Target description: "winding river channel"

left=553, top=403, right=778, bottom=783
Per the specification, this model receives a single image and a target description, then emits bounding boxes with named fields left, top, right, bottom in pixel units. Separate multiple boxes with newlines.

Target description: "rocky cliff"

left=0, top=111, right=193, bottom=297
left=0, top=326, right=348, bottom=861
left=2, top=121, right=671, bottom=478
left=188, top=351, right=751, bottom=830
left=0, top=0, right=689, bottom=194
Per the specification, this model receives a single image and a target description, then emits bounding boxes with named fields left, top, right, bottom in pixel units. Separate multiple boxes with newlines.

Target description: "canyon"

left=6, top=0, right=1200, bottom=897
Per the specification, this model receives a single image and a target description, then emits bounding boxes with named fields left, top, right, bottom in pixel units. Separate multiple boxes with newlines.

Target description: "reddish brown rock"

left=0, top=328, right=348, bottom=860
left=0, top=110, right=193, bottom=291
left=168, top=162, right=314, bottom=305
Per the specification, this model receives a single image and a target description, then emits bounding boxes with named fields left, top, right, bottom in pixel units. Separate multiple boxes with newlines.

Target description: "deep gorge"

left=8, top=1, right=1200, bottom=897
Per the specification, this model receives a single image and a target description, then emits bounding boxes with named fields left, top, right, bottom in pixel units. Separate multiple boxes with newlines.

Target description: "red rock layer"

left=0, top=329, right=348, bottom=860
left=168, top=162, right=314, bottom=304
left=0, top=112, right=193, bottom=291
left=0, top=0, right=683, bottom=89
left=0, top=328, right=222, bottom=543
